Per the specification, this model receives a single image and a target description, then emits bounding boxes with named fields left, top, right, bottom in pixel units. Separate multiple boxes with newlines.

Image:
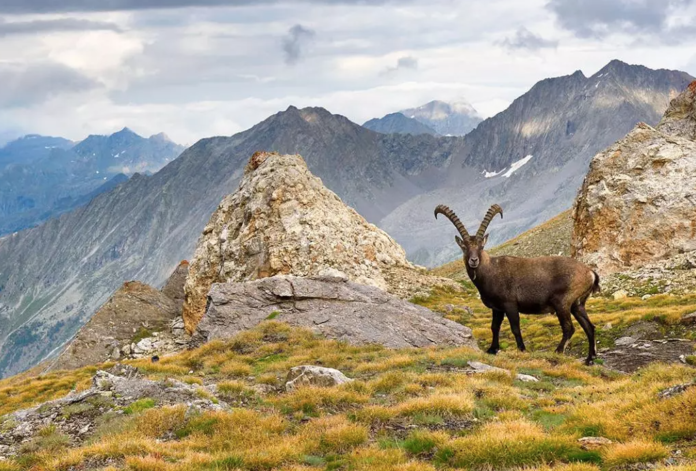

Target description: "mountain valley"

left=0, top=60, right=692, bottom=378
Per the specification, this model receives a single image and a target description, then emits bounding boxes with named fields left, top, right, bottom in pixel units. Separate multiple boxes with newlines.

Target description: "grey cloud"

left=0, top=18, right=121, bottom=36
left=282, top=24, right=315, bottom=65
left=500, top=27, right=558, bottom=51
left=382, top=55, right=418, bottom=75
left=0, top=62, right=99, bottom=108
left=0, top=0, right=395, bottom=14
left=547, top=0, right=695, bottom=39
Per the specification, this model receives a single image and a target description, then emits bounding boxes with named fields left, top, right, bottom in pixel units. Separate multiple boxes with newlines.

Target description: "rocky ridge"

left=573, top=81, right=696, bottom=275
left=183, top=151, right=456, bottom=332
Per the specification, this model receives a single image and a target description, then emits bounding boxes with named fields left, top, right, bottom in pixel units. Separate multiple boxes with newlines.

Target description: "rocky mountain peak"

left=572, top=81, right=696, bottom=274
left=148, top=132, right=173, bottom=143
left=182, top=151, right=449, bottom=332
left=399, top=99, right=483, bottom=136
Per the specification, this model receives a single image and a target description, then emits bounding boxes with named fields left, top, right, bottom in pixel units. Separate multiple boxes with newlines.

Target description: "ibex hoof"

left=486, top=347, right=499, bottom=355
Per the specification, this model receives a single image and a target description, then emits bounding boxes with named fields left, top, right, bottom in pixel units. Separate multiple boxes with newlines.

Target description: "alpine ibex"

left=435, top=204, right=600, bottom=365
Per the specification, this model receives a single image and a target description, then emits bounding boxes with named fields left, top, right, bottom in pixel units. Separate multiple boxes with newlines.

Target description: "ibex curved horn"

left=434, top=205, right=470, bottom=238
left=476, top=204, right=503, bottom=240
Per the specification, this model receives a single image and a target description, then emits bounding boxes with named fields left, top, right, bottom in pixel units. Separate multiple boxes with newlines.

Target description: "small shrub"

left=19, top=425, right=70, bottom=461
left=175, top=413, right=220, bottom=438
left=220, top=361, right=252, bottom=378
left=204, top=455, right=244, bottom=470
left=131, top=327, right=153, bottom=344
left=396, top=393, right=473, bottom=418
left=602, top=441, right=669, bottom=468
left=435, top=419, right=578, bottom=469
left=402, top=430, right=447, bottom=456
left=123, top=398, right=156, bottom=415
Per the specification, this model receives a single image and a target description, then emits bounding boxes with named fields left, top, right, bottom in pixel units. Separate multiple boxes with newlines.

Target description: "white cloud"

left=0, top=0, right=695, bottom=144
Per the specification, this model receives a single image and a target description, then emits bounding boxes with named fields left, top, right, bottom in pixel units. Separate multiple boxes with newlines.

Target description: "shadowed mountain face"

left=0, top=60, right=692, bottom=377
left=363, top=113, right=439, bottom=136
left=0, top=129, right=185, bottom=236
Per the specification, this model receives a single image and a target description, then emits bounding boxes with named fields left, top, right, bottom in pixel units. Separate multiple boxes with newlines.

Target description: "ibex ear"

left=481, top=233, right=489, bottom=247
left=455, top=236, right=467, bottom=250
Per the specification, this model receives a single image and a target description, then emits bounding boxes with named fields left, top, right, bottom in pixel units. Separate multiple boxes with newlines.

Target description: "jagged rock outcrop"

left=50, top=272, right=187, bottom=371
left=192, top=274, right=478, bottom=350
left=183, top=151, right=455, bottom=332
left=573, top=82, right=696, bottom=274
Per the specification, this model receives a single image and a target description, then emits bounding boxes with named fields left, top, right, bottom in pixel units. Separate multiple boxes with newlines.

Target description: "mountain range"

left=0, top=129, right=185, bottom=235
left=364, top=99, right=483, bottom=136
left=0, top=59, right=692, bottom=377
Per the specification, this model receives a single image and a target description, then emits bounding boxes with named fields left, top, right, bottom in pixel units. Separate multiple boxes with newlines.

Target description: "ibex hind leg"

left=571, top=301, right=597, bottom=365
left=553, top=304, right=575, bottom=354
left=505, top=309, right=526, bottom=352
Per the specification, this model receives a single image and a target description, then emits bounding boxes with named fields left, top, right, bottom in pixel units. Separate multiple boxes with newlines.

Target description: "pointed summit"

left=182, top=151, right=453, bottom=332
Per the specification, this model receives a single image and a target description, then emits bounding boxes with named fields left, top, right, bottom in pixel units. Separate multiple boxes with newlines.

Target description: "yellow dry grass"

left=0, top=289, right=694, bottom=470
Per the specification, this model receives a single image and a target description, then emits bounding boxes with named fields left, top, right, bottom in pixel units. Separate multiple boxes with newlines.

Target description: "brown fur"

left=438, top=205, right=599, bottom=364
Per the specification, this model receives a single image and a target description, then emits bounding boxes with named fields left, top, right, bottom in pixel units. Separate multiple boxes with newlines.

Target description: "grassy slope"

left=2, top=209, right=696, bottom=471
left=1, top=306, right=695, bottom=470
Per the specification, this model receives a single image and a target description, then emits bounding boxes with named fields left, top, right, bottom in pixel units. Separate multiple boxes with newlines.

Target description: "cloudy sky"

left=2, top=0, right=696, bottom=145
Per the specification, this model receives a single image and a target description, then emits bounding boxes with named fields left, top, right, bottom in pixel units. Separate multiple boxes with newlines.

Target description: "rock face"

left=192, top=275, right=479, bottom=351
left=183, top=151, right=448, bottom=332
left=50, top=280, right=182, bottom=372
left=573, top=82, right=696, bottom=274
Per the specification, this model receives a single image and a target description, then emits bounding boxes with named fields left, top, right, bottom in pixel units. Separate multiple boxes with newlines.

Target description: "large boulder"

left=183, top=151, right=456, bottom=332
left=191, top=274, right=478, bottom=351
left=572, top=82, right=696, bottom=274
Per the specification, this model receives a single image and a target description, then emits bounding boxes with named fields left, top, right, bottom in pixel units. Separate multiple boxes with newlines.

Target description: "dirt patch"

left=600, top=338, right=695, bottom=373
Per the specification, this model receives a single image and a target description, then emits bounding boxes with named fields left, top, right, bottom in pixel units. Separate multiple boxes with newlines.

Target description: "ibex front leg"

left=487, top=310, right=505, bottom=354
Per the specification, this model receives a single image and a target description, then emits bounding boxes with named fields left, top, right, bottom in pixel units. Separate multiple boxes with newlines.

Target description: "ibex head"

left=434, top=204, right=503, bottom=269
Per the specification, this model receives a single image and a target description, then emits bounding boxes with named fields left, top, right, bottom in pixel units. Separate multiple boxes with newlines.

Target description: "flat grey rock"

left=192, top=275, right=478, bottom=350
left=615, top=336, right=637, bottom=346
